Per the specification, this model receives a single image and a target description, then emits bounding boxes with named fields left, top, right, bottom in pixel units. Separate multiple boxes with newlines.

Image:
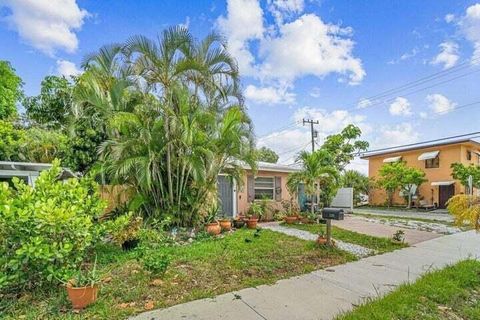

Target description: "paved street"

left=131, top=231, right=480, bottom=320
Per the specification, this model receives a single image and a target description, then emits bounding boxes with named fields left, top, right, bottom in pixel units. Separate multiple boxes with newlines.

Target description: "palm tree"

left=287, top=150, right=340, bottom=215
left=74, top=26, right=255, bottom=226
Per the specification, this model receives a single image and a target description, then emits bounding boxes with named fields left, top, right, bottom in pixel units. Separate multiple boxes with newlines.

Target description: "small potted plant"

left=65, top=258, right=101, bottom=310
left=392, top=229, right=405, bottom=244
left=204, top=204, right=221, bottom=235
left=218, top=214, right=232, bottom=231
left=233, top=214, right=246, bottom=228
left=246, top=202, right=263, bottom=229
left=285, top=210, right=298, bottom=224
left=316, top=229, right=328, bottom=245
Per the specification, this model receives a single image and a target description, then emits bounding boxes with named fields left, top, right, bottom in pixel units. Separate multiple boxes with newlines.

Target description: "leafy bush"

left=447, top=195, right=480, bottom=229
left=141, top=250, right=170, bottom=275
left=0, top=160, right=105, bottom=292
left=105, top=212, right=143, bottom=246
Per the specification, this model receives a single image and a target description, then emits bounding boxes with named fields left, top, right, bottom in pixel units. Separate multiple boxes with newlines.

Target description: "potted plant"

left=204, top=204, right=221, bottom=235
left=316, top=229, right=328, bottom=245
left=246, top=202, right=263, bottom=229
left=392, top=229, right=405, bottom=244
left=218, top=214, right=232, bottom=231
left=65, top=258, right=101, bottom=310
left=285, top=211, right=298, bottom=224
left=233, top=214, right=246, bottom=228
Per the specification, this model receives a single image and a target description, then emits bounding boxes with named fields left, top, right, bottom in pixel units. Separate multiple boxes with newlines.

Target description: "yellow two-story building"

left=362, top=139, right=480, bottom=208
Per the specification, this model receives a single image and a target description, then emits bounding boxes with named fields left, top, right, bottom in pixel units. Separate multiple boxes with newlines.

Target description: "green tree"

left=320, top=124, right=369, bottom=171
left=0, top=120, right=24, bottom=161
left=377, top=161, right=426, bottom=208
left=74, top=27, right=255, bottom=226
left=287, top=149, right=340, bottom=215
left=256, top=146, right=279, bottom=163
left=23, top=76, right=74, bottom=129
left=18, top=128, right=68, bottom=163
left=342, top=170, right=371, bottom=205
left=0, top=61, right=23, bottom=120
left=451, top=163, right=480, bottom=194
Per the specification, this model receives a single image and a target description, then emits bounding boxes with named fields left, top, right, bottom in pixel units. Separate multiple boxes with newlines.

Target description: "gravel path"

left=354, top=208, right=453, bottom=222
left=261, top=222, right=374, bottom=258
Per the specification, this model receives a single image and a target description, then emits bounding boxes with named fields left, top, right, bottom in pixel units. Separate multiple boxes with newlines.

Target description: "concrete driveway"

left=333, top=215, right=442, bottom=244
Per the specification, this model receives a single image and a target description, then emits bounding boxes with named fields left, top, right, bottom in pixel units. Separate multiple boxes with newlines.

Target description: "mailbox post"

left=321, top=208, right=345, bottom=246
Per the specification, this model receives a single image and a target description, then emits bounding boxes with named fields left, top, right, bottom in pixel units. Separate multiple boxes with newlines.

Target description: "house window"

left=425, top=156, right=440, bottom=168
left=467, top=151, right=472, bottom=161
left=254, top=177, right=275, bottom=200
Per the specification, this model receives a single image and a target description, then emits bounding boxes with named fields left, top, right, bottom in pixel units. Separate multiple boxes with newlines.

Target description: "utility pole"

left=303, top=119, right=319, bottom=152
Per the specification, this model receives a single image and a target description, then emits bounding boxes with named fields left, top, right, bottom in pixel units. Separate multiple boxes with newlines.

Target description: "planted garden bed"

left=2, top=229, right=355, bottom=319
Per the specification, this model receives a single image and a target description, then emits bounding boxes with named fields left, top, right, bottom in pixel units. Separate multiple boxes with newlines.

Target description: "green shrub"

left=141, top=250, right=170, bottom=275
left=0, top=160, right=105, bottom=292
left=105, top=212, right=143, bottom=246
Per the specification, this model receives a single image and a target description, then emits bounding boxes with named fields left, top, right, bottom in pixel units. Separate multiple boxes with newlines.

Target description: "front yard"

left=284, top=223, right=408, bottom=253
left=337, top=259, right=480, bottom=319
left=2, top=229, right=355, bottom=319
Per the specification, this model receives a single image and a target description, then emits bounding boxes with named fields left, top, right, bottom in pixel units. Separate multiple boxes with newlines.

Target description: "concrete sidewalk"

left=131, top=231, right=480, bottom=320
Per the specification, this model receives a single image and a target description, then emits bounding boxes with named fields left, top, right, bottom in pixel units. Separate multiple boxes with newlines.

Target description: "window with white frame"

left=254, top=177, right=275, bottom=200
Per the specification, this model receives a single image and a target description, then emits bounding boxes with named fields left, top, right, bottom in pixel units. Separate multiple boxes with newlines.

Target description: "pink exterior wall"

left=236, top=169, right=293, bottom=218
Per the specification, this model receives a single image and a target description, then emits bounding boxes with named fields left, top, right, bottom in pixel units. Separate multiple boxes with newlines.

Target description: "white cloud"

left=258, top=107, right=370, bottom=163
left=268, top=0, right=304, bottom=23
left=309, top=87, right=321, bottom=98
left=56, top=59, right=82, bottom=77
left=426, top=93, right=457, bottom=114
left=259, top=14, right=365, bottom=85
left=445, top=13, right=455, bottom=23
left=419, top=111, right=428, bottom=119
left=1, top=0, right=88, bottom=56
left=217, top=0, right=365, bottom=87
left=431, top=41, right=459, bottom=69
left=244, top=84, right=295, bottom=104
left=217, top=0, right=264, bottom=76
left=372, top=123, right=420, bottom=149
left=460, top=3, right=480, bottom=64
left=357, top=98, right=372, bottom=109
left=389, top=97, right=412, bottom=116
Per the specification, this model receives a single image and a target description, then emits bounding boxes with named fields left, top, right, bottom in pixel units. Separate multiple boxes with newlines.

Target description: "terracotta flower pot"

left=246, top=218, right=258, bottom=229
left=66, top=284, right=99, bottom=309
left=285, top=216, right=297, bottom=224
left=233, top=219, right=245, bottom=229
left=205, top=222, right=221, bottom=235
left=316, top=236, right=328, bottom=245
left=219, top=219, right=232, bottom=231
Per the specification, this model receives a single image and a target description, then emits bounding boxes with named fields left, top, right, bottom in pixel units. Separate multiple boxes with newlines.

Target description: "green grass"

left=285, top=223, right=407, bottom=253
left=1, top=229, right=355, bottom=319
left=337, top=259, right=480, bottom=320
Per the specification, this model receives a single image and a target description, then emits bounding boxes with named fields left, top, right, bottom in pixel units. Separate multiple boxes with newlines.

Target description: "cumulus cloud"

left=426, top=93, right=457, bottom=114
left=257, top=107, right=370, bottom=163
left=217, top=0, right=264, bottom=76
left=372, top=123, right=420, bottom=149
left=445, top=13, right=455, bottom=23
left=357, top=98, right=372, bottom=109
left=217, top=0, right=365, bottom=89
left=431, top=41, right=459, bottom=69
left=268, top=0, right=305, bottom=23
left=56, top=59, right=82, bottom=77
left=244, top=84, right=295, bottom=104
left=0, top=0, right=89, bottom=56
left=459, top=3, right=480, bottom=64
left=389, top=97, right=412, bottom=116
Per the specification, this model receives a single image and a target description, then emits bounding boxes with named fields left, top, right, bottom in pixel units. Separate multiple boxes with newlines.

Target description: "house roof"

left=360, top=138, right=480, bottom=159
left=0, top=161, right=76, bottom=178
left=241, top=161, right=301, bottom=173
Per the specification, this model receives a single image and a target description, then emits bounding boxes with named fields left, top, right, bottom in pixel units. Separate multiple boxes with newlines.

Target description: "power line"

left=303, top=119, right=319, bottom=152
left=256, top=121, right=300, bottom=139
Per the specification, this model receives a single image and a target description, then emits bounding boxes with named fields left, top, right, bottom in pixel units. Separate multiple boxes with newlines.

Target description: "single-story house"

left=361, top=139, right=480, bottom=208
left=217, top=161, right=300, bottom=218
left=0, top=161, right=75, bottom=187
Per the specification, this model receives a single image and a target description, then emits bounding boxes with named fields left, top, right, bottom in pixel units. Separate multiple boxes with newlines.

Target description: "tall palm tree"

left=287, top=150, right=340, bottom=215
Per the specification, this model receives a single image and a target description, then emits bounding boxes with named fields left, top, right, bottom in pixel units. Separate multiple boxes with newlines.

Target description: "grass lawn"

left=2, top=229, right=355, bottom=319
left=337, top=259, right=480, bottom=320
left=285, top=223, right=407, bottom=253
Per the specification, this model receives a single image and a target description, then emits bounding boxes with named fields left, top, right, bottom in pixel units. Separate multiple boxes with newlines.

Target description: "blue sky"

left=1, top=0, right=480, bottom=172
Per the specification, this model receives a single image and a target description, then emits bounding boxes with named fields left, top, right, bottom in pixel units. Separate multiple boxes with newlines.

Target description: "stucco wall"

left=236, top=170, right=293, bottom=218
left=368, top=142, right=480, bottom=206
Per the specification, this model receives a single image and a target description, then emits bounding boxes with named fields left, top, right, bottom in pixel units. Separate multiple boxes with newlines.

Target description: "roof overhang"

left=418, top=150, right=439, bottom=160
left=431, top=180, right=455, bottom=186
left=383, top=156, right=402, bottom=163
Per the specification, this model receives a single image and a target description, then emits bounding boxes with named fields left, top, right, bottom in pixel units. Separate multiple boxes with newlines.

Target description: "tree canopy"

left=451, top=163, right=480, bottom=194
left=342, top=170, right=372, bottom=205
left=0, top=61, right=23, bottom=120
left=255, top=146, right=279, bottom=163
